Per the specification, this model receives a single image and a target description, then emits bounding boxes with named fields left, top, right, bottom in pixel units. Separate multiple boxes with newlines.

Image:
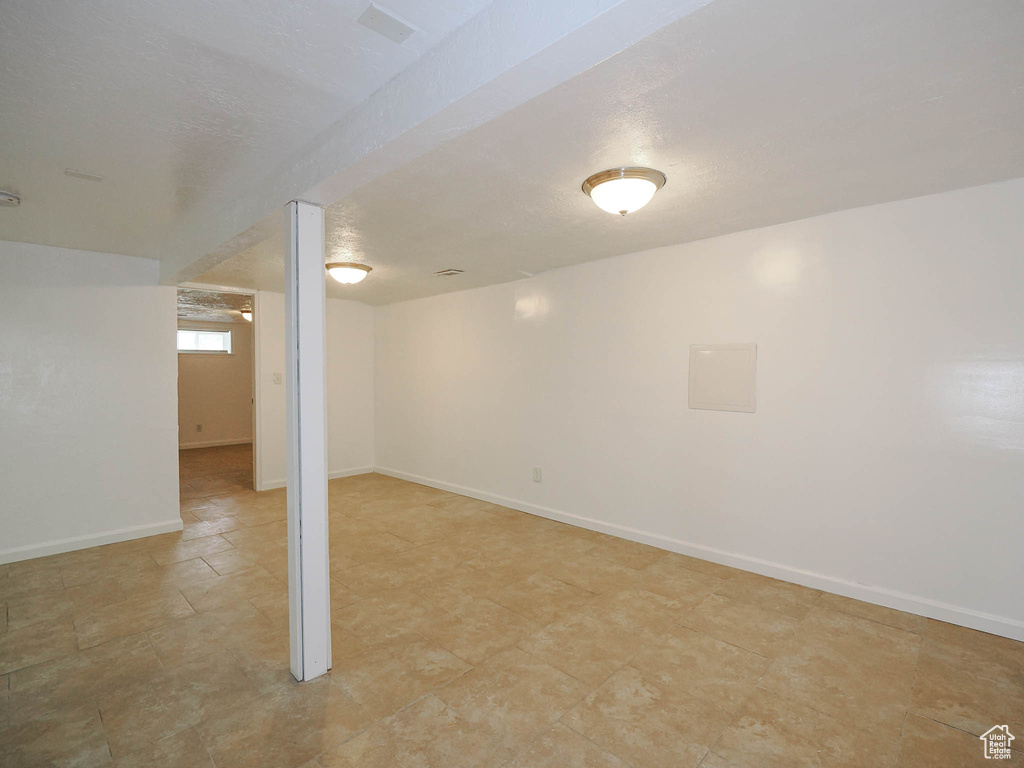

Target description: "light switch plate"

left=688, top=343, right=757, bottom=413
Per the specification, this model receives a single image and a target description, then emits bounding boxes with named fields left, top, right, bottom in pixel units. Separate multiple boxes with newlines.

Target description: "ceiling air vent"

left=434, top=269, right=464, bottom=277
left=65, top=169, right=104, bottom=182
left=358, top=4, right=416, bottom=44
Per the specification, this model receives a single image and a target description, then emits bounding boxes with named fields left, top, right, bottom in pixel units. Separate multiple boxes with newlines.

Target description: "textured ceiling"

left=195, top=0, right=1024, bottom=305
left=0, top=0, right=493, bottom=257
left=177, top=288, right=251, bottom=324
left=156, top=0, right=714, bottom=284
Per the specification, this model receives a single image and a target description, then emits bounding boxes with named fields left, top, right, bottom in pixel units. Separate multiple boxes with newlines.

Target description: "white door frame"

left=178, top=281, right=260, bottom=491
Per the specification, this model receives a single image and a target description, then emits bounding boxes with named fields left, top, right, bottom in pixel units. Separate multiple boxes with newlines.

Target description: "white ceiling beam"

left=159, top=0, right=715, bottom=284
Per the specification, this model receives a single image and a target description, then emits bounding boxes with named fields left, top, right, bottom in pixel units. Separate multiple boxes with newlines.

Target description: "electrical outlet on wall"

left=532, top=467, right=542, bottom=483
left=273, top=372, right=283, bottom=385
left=196, top=424, right=203, bottom=433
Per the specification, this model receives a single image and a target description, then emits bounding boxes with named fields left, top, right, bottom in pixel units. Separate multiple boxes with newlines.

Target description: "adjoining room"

left=176, top=288, right=257, bottom=501
left=1, top=1, right=1022, bottom=767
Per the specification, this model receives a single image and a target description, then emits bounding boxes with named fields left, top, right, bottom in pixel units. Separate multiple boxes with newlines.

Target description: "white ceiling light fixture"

left=0, top=190, right=21, bottom=207
left=582, top=167, right=666, bottom=216
left=326, top=261, right=372, bottom=284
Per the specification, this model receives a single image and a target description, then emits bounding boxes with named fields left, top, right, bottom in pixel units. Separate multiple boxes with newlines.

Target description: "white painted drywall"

left=177, top=320, right=254, bottom=448
left=255, top=291, right=374, bottom=489
left=374, top=178, right=1024, bottom=639
left=325, top=297, right=376, bottom=479
left=0, top=241, right=181, bottom=563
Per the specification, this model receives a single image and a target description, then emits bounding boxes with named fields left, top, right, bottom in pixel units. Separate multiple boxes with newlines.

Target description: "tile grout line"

left=698, top=634, right=782, bottom=768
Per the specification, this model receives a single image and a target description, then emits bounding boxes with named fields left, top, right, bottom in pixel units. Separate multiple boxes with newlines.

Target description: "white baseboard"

left=257, top=466, right=374, bottom=492
left=331, top=466, right=375, bottom=481
left=375, top=466, right=1024, bottom=642
left=0, top=518, right=185, bottom=566
left=179, top=438, right=253, bottom=450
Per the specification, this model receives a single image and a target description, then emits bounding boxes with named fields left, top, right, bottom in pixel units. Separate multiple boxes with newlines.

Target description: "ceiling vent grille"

left=65, top=169, right=104, bottom=182
left=434, top=268, right=464, bottom=277
left=358, top=4, right=416, bottom=44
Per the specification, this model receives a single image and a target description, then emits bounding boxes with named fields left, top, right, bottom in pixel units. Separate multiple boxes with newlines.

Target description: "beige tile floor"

left=1, top=444, right=1021, bottom=767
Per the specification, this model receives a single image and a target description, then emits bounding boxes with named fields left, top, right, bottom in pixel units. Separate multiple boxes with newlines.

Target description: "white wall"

left=255, top=291, right=375, bottom=489
left=374, top=178, right=1024, bottom=640
left=177, top=320, right=253, bottom=448
left=325, top=297, right=376, bottom=477
left=0, top=241, right=181, bottom=563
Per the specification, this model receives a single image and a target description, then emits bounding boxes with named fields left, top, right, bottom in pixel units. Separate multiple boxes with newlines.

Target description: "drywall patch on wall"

left=0, top=240, right=180, bottom=561
left=373, top=178, right=1024, bottom=639
left=688, top=343, right=757, bottom=412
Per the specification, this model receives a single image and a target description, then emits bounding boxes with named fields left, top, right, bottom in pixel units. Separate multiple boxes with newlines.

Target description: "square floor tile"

left=758, top=607, right=920, bottom=741
left=564, top=666, right=730, bottom=768
left=708, top=687, right=899, bottom=768
left=318, top=694, right=510, bottom=768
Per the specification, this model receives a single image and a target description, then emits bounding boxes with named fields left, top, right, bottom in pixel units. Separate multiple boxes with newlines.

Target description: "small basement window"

left=177, top=329, right=232, bottom=354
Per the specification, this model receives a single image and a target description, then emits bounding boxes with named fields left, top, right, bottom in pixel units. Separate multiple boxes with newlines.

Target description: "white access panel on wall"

left=689, top=344, right=757, bottom=413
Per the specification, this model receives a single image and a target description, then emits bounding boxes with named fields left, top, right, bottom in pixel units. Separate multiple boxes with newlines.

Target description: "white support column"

left=285, top=200, right=331, bottom=682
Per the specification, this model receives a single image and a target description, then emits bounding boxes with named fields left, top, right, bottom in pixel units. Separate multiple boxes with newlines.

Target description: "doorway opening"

left=176, top=287, right=257, bottom=505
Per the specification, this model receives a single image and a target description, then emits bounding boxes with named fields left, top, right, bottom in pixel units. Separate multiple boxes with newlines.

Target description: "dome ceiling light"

left=326, top=262, right=372, bottom=284
left=582, top=167, right=666, bottom=216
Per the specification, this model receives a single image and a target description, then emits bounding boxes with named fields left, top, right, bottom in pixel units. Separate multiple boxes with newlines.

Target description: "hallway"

left=179, top=444, right=254, bottom=504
